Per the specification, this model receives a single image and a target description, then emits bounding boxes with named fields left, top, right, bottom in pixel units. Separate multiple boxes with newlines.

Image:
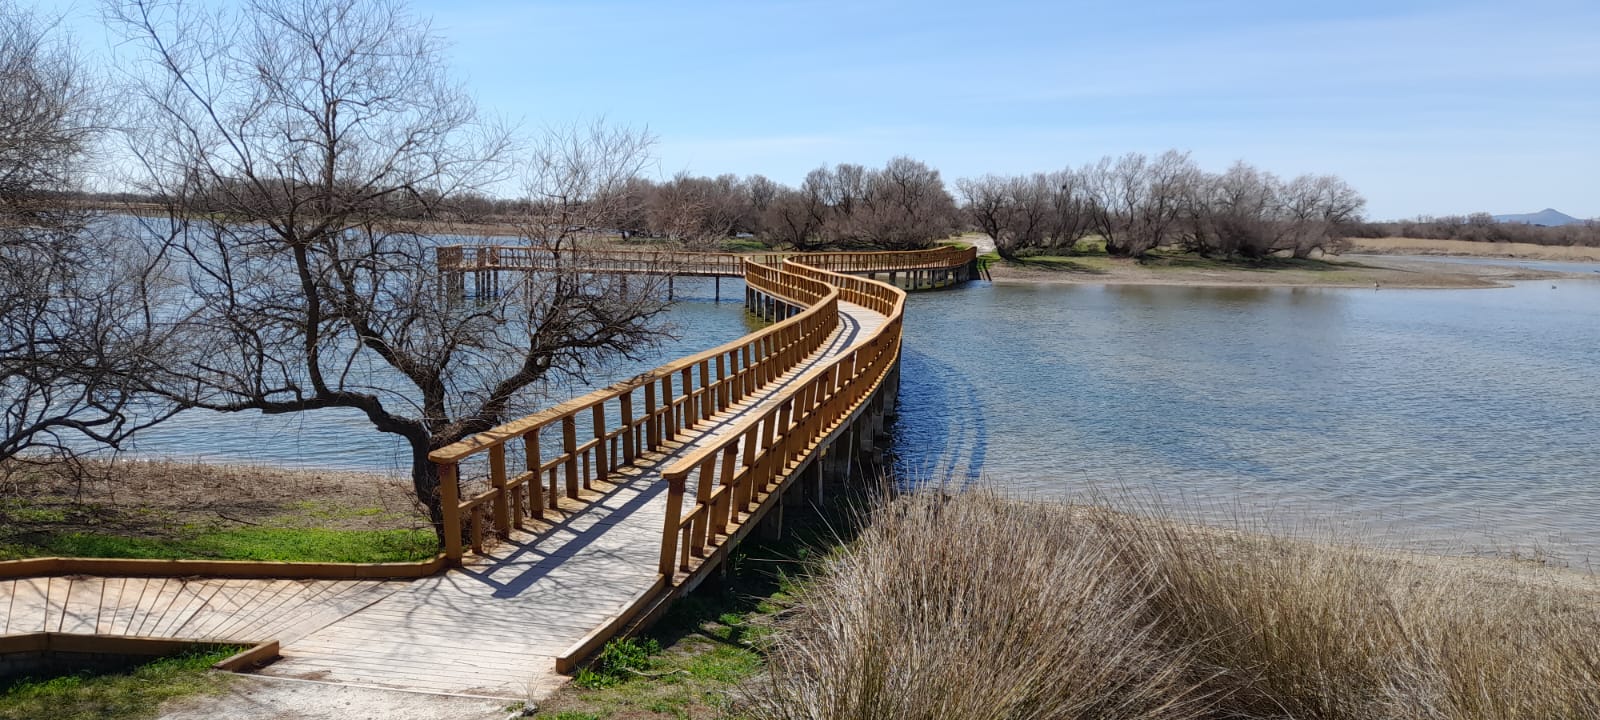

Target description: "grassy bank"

left=752, top=490, right=1600, bottom=720
left=0, top=459, right=438, bottom=564
left=0, top=646, right=241, bottom=720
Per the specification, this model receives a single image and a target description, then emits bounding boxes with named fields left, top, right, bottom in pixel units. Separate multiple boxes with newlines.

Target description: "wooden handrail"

left=428, top=262, right=843, bottom=562
left=428, top=245, right=965, bottom=565
left=656, top=260, right=906, bottom=576
left=434, top=244, right=977, bottom=279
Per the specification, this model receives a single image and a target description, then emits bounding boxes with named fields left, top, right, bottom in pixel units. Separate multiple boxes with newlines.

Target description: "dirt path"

left=158, top=675, right=511, bottom=720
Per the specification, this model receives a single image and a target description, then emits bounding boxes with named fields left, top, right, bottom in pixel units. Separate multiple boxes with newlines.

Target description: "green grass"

left=0, top=646, right=241, bottom=720
left=0, top=527, right=439, bottom=564
left=719, top=238, right=771, bottom=253
left=573, top=638, right=662, bottom=689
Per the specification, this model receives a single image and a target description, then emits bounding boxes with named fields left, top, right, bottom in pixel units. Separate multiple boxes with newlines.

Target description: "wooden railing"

left=427, top=245, right=967, bottom=565
left=657, top=260, right=906, bottom=577
left=787, top=245, right=977, bottom=274
left=436, top=245, right=788, bottom=277
left=435, top=244, right=977, bottom=280
left=427, top=261, right=838, bottom=560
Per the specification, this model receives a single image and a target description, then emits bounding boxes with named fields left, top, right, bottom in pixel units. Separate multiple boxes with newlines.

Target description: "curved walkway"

left=0, top=302, right=884, bottom=698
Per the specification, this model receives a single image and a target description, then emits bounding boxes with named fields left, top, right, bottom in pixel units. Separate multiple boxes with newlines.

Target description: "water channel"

left=124, top=262, right=1600, bottom=567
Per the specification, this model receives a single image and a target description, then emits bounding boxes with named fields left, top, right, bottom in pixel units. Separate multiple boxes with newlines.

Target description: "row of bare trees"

left=958, top=152, right=1367, bottom=260
left=451, top=156, right=962, bottom=251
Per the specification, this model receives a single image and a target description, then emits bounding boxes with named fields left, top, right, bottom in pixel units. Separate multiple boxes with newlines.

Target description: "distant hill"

left=1493, top=208, right=1584, bottom=226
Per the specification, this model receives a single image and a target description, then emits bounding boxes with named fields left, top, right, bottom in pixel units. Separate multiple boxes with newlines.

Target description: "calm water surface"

left=124, top=278, right=756, bottom=475
left=893, top=275, right=1600, bottom=567
left=127, top=268, right=1600, bottom=566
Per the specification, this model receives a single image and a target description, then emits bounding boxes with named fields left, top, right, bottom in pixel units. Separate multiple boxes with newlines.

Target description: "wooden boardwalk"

left=0, top=301, right=882, bottom=699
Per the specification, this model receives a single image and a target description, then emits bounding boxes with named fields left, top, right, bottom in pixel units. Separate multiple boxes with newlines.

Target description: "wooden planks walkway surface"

left=0, top=301, right=883, bottom=700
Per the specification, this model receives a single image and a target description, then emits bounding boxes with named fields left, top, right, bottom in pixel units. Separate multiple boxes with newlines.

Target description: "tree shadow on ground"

left=1138, top=253, right=1377, bottom=273
left=1005, top=256, right=1109, bottom=274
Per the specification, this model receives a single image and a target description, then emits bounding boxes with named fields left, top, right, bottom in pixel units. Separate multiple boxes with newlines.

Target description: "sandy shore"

left=1349, top=236, right=1600, bottom=262
left=985, top=250, right=1592, bottom=289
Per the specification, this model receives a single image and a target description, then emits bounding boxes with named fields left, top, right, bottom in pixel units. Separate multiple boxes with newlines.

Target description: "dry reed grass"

left=751, top=489, right=1600, bottom=720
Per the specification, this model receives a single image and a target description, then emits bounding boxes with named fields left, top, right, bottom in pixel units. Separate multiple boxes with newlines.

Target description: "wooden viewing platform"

left=0, top=246, right=977, bottom=699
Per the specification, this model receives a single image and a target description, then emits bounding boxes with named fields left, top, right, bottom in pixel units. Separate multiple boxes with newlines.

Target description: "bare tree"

left=957, top=175, right=1009, bottom=243
left=1084, top=151, right=1198, bottom=257
left=1179, top=162, right=1279, bottom=258
left=762, top=186, right=827, bottom=250
left=855, top=156, right=957, bottom=250
left=1277, top=174, right=1364, bottom=258
left=0, top=2, right=178, bottom=464
left=519, top=119, right=654, bottom=248
left=645, top=172, right=743, bottom=248
left=108, top=0, right=672, bottom=529
left=1044, top=168, right=1093, bottom=250
left=959, top=170, right=1091, bottom=261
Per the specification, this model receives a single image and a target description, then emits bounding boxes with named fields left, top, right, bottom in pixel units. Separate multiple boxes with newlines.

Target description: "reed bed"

left=750, top=489, right=1600, bottom=720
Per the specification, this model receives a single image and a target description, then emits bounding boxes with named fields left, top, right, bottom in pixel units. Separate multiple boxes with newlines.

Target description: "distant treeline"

left=1346, top=214, right=1600, bottom=247
left=452, top=151, right=1367, bottom=260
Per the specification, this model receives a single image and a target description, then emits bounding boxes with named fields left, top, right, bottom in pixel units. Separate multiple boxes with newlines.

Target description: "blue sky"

left=41, top=0, right=1600, bottom=219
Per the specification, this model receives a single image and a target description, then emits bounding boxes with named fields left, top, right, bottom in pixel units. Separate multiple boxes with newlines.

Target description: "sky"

left=37, top=0, right=1600, bottom=220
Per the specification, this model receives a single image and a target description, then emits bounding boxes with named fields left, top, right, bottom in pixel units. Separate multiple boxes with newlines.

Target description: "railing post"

left=645, top=380, right=659, bottom=450
left=691, top=457, right=714, bottom=556
left=620, top=391, right=636, bottom=464
left=438, top=461, right=463, bottom=563
left=489, top=444, right=510, bottom=536
left=523, top=433, right=544, bottom=519
left=681, top=367, right=696, bottom=428
left=699, top=360, right=713, bottom=420
left=563, top=415, right=580, bottom=499
left=592, top=404, right=608, bottom=481
left=715, top=354, right=729, bottom=411
left=661, top=374, right=676, bottom=442
left=661, top=473, right=685, bottom=576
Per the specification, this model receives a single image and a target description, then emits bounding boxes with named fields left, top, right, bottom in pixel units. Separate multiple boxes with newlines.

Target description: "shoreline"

left=984, top=252, right=1594, bottom=290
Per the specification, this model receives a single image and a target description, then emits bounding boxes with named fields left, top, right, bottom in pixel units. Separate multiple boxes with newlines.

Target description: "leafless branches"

left=0, top=2, right=176, bottom=464
left=962, top=153, right=1366, bottom=260
left=519, top=119, right=655, bottom=248
left=106, top=0, right=670, bottom=525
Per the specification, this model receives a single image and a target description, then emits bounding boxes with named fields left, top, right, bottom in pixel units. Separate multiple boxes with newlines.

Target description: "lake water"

left=124, top=263, right=1600, bottom=568
left=894, top=267, right=1600, bottom=568
left=122, top=278, right=756, bottom=475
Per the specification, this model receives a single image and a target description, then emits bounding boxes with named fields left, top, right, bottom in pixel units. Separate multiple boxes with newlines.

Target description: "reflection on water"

left=893, top=278, right=1600, bottom=568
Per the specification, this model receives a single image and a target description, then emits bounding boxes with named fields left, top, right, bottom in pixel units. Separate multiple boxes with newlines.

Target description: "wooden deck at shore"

left=0, top=301, right=884, bottom=698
